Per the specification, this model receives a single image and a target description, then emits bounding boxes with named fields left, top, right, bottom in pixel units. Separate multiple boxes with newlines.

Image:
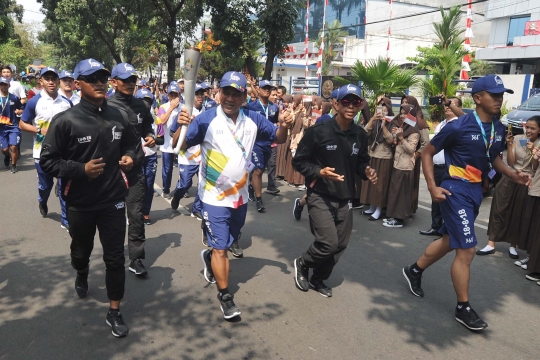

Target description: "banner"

left=524, top=21, right=540, bottom=36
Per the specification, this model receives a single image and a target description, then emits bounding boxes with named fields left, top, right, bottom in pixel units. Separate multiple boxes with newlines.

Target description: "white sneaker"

left=515, top=257, right=529, bottom=267
left=522, top=264, right=528, bottom=270
left=383, top=218, right=403, bottom=228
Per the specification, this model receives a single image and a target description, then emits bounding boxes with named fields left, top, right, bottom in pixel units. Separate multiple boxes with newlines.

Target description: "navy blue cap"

left=59, top=70, right=74, bottom=79
left=169, top=80, right=177, bottom=85
left=471, top=74, right=514, bottom=94
left=40, top=66, right=59, bottom=77
left=195, top=83, right=205, bottom=93
left=330, top=89, right=338, bottom=99
left=201, top=82, right=211, bottom=89
left=0, top=77, right=9, bottom=85
left=74, top=59, right=110, bottom=79
left=259, top=80, right=272, bottom=88
left=220, top=71, right=247, bottom=92
left=137, top=79, right=147, bottom=86
left=111, top=63, right=138, bottom=80
left=167, top=83, right=180, bottom=94
left=337, top=84, right=363, bottom=100
left=134, top=89, right=154, bottom=100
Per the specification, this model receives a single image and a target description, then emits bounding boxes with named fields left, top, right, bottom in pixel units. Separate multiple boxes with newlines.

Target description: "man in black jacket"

left=108, top=63, right=156, bottom=276
left=40, top=59, right=139, bottom=338
left=292, top=84, right=377, bottom=297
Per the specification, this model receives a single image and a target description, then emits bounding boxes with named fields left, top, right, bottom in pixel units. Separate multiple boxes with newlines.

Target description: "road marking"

left=153, top=182, right=191, bottom=215
left=417, top=203, right=488, bottom=230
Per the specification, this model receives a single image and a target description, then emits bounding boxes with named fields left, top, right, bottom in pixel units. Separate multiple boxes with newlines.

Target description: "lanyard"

left=0, top=95, right=8, bottom=114
left=259, top=100, right=269, bottom=119
left=226, top=109, right=248, bottom=160
left=473, top=111, right=495, bottom=169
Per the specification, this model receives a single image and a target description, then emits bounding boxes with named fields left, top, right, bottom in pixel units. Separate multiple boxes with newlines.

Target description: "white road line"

left=417, top=203, right=488, bottom=230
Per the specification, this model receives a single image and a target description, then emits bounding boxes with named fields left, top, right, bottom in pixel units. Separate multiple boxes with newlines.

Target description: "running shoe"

left=351, top=200, right=364, bottom=209
left=106, top=310, right=129, bottom=338
left=191, top=212, right=203, bottom=221
left=309, top=276, right=332, bottom=297
left=75, top=266, right=89, bottom=298
left=256, top=199, right=265, bottom=212
left=455, top=307, right=488, bottom=331
left=170, top=192, right=181, bottom=210
left=382, top=217, right=394, bottom=223
left=143, top=215, right=152, bottom=225
left=228, top=240, right=243, bottom=258
left=200, top=249, right=215, bottom=283
left=10, top=164, right=17, bottom=173
left=383, top=218, right=403, bottom=228
left=218, top=293, right=241, bottom=319
left=39, top=202, right=48, bottom=217
left=294, top=257, right=309, bottom=291
left=525, top=273, right=540, bottom=281
left=293, top=198, right=303, bottom=221
left=3, top=154, right=9, bottom=167
left=402, top=265, right=424, bottom=297
left=129, top=259, right=148, bottom=276
left=297, top=184, right=307, bottom=191
left=515, top=257, right=529, bottom=267
left=163, top=191, right=172, bottom=200
left=248, top=185, right=255, bottom=201
left=60, top=223, right=69, bottom=232
left=265, top=187, right=280, bottom=195
left=183, top=192, right=190, bottom=198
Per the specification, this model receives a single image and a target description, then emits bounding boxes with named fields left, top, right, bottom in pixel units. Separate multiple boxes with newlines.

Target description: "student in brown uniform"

left=477, top=115, right=540, bottom=258
left=276, top=95, right=293, bottom=179
left=360, top=98, right=394, bottom=220
left=384, top=105, right=420, bottom=228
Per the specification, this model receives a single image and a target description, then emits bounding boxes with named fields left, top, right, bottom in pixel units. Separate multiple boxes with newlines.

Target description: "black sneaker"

left=248, top=185, right=255, bottom=201
left=183, top=192, right=190, bottom=198
left=218, top=293, right=241, bottom=319
left=3, top=154, right=9, bottom=167
left=200, top=249, right=215, bottom=283
left=75, top=267, right=89, bottom=298
left=163, top=191, right=172, bottom=200
left=309, top=276, right=332, bottom=297
left=402, top=265, right=424, bottom=297
left=294, top=257, right=309, bottom=291
left=143, top=216, right=152, bottom=225
left=171, top=192, right=181, bottom=210
left=10, top=164, right=17, bottom=173
left=351, top=200, right=364, bottom=209
left=106, top=310, right=129, bottom=338
left=38, top=202, right=48, bottom=217
left=384, top=218, right=404, bottom=228
left=129, top=259, right=147, bottom=276
left=202, top=228, right=209, bottom=247
left=191, top=211, right=203, bottom=221
left=228, top=240, right=243, bottom=258
left=525, top=273, right=540, bottom=281
left=256, top=199, right=265, bottom=212
left=293, top=198, right=303, bottom=221
left=455, top=307, right=488, bottom=331
left=265, top=187, right=280, bottom=195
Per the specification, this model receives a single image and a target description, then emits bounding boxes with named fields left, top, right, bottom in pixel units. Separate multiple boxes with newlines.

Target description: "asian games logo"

left=88, top=59, right=101, bottom=67
left=184, top=58, right=194, bottom=74
left=230, top=73, right=240, bottom=81
left=494, top=75, right=503, bottom=85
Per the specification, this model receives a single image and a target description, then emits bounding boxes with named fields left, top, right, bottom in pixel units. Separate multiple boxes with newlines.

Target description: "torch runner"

left=173, top=48, right=202, bottom=154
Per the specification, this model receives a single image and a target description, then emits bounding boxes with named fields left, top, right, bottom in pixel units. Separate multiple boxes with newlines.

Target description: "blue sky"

left=18, top=0, right=45, bottom=24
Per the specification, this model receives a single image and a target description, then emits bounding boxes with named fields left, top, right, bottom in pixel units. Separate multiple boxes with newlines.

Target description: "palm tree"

left=470, top=59, right=497, bottom=76
left=335, top=57, right=419, bottom=111
left=316, top=19, right=348, bottom=75
left=432, top=6, right=465, bottom=50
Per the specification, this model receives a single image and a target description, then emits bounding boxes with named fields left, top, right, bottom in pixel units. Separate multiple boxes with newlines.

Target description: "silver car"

left=501, top=94, right=540, bottom=134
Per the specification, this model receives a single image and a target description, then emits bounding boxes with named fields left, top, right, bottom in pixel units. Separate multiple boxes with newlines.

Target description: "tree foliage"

left=316, top=19, right=348, bottom=76
left=335, top=57, right=419, bottom=111
left=0, top=0, right=23, bottom=44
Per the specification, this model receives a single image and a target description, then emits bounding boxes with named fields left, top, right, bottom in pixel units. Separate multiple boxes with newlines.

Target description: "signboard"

left=524, top=21, right=540, bottom=36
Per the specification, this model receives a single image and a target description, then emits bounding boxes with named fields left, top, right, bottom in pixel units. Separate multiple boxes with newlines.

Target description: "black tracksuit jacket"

left=39, top=98, right=140, bottom=210
left=292, top=116, right=371, bottom=201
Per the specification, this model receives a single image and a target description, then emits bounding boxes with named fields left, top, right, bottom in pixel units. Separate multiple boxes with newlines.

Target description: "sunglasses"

left=79, top=74, right=109, bottom=84
left=120, top=76, right=138, bottom=84
left=340, top=98, right=362, bottom=107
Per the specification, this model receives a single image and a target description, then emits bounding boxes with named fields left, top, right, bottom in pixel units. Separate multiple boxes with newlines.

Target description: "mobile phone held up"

left=429, top=96, right=443, bottom=105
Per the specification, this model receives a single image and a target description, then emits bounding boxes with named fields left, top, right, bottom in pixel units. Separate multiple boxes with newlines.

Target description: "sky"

left=17, top=0, right=45, bottom=24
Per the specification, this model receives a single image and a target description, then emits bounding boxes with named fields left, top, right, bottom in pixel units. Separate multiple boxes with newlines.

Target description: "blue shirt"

left=430, top=112, right=506, bottom=184
left=315, top=113, right=333, bottom=124
left=0, top=93, right=23, bottom=129
left=203, top=98, right=217, bottom=110
left=245, top=100, right=279, bottom=148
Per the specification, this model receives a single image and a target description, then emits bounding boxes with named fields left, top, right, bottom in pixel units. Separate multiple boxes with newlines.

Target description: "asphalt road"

left=1, top=136, right=539, bottom=360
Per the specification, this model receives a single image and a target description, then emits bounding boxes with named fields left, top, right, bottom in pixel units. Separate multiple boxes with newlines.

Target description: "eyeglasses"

left=340, top=98, right=362, bottom=107
left=120, top=76, right=138, bottom=84
left=79, top=74, right=109, bottom=84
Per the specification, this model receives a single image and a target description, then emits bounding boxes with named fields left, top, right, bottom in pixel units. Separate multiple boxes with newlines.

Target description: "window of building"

left=507, top=16, right=531, bottom=45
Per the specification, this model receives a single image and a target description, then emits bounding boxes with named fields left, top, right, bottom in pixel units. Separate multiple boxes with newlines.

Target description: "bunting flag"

left=386, top=0, right=393, bottom=59
left=305, top=1, right=310, bottom=77
left=316, top=0, right=328, bottom=77
left=364, top=0, right=368, bottom=65
left=461, top=0, right=474, bottom=80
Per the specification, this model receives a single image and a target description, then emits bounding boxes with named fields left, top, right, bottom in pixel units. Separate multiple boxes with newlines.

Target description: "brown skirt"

left=386, top=169, right=414, bottom=220
left=487, top=175, right=529, bottom=245
left=411, top=159, right=421, bottom=214
left=276, top=141, right=289, bottom=178
left=286, top=150, right=304, bottom=185
left=520, top=196, right=540, bottom=273
left=360, top=157, right=393, bottom=207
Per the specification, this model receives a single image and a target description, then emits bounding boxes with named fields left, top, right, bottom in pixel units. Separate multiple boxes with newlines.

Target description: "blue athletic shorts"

left=0, top=129, right=21, bottom=148
left=439, top=180, right=483, bottom=249
left=251, top=143, right=271, bottom=170
left=202, top=202, right=247, bottom=250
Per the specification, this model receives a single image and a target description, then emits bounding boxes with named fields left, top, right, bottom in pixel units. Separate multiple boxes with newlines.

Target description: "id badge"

left=488, top=169, right=496, bottom=179
left=245, top=161, right=255, bottom=172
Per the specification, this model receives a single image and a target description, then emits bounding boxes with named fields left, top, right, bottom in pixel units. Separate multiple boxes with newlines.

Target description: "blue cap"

left=0, top=77, right=9, bottom=85
left=220, top=71, right=247, bottom=92
left=337, top=84, right=363, bottom=100
left=134, top=89, right=154, bottom=100
left=40, top=66, right=59, bottom=77
left=201, top=82, right=211, bottom=89
left=330, top=89, right=338, bottom=99
left=167, top=83, right=180, bottom=94
left=195, top=83, right=205, bottom=93
left=137, top=79, right=147, bottom=86
left=111, top=63, right=138, bottom=80
left=73, top=59, right=110, bottom=79
left=259, top=80, right=272, bottom=88
left=471, top=74, right=514, bottom=94
left=59, top=70, right=74, bottom=79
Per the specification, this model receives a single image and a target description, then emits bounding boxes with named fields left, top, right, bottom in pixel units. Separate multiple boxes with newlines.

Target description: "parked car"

left=501, top=93, right=540, bottom=134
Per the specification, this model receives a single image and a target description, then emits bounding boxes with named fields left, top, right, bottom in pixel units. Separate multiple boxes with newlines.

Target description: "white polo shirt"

left=21, top=90, right=72, bottom=158
left=59, top=89, right=81, bottom=105
left=186, top=106, right=277, bottom=208
left=157, top=101, right=180, bottom=153
left=172, top=106, right=202, bottom=166
left=9, top=80, right=27, bottom=100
